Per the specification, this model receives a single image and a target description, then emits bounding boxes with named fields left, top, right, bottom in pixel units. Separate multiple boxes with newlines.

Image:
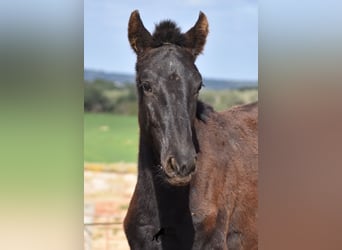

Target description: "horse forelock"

left=151, top=21, right=186, bottom=47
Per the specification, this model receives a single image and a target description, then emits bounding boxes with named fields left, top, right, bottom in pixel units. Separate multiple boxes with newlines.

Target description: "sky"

left=84, top=0, right=258, bottom=81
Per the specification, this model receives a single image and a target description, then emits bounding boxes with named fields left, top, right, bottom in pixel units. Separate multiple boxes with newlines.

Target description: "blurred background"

left=0, top=0, right=342, bottom=250
left=84, top=0, right=258, bottom=249
left=2, top=0, right=342, bottom=249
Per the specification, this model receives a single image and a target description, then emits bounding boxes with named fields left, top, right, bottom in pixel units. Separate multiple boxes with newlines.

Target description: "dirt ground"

left=84, top=164, right=137, bottom=250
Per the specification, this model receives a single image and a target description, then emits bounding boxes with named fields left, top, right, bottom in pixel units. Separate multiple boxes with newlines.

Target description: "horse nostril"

left=188, top=160, right=196, bottom=174
left=167, top=157, right=178, bottom=172
left=166, top=156, right=196, bottom=177
left=179, top=158, right=196, bottom=176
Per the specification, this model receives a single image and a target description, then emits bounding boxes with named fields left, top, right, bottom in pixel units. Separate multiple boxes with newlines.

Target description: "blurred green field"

left=84, top=113, right=139, bottom=163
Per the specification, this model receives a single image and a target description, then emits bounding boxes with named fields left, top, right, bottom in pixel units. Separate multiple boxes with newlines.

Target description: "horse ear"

left=184, top=12, right=209, bottom=57
left=128, top=10, right=153, bottom=54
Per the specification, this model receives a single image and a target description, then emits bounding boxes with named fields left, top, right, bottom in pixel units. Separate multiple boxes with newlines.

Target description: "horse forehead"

left=153, top=56, right=179, bottom=72
left=139, top=46, right=199, bottom=83
left=148, top=46, right=191, bottom=70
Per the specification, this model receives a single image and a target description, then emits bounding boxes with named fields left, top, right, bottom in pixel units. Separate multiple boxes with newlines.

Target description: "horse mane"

left=196, top=100, right=214, bottom=123
left=151, top=21, right=186, bottom=47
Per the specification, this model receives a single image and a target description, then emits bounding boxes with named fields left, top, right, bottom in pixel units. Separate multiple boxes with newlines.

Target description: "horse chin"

left=166, top=175, right=192, bottom=186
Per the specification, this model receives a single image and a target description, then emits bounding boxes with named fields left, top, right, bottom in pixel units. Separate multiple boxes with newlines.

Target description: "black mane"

left=151, top=21, right=186, bottom=47
left=196, top=100, right=214, bottom=123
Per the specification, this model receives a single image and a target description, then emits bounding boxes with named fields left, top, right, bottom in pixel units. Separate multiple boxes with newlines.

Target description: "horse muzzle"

left=163, top=156, right=197, bottom=186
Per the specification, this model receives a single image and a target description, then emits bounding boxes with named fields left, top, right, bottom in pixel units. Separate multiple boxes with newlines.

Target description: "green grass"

left=199, top=88, right=258, bottom=111
left=84, top=113, right=139, bottom=163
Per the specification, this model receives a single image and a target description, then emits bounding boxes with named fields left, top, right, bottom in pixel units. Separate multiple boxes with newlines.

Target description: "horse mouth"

left=166, top=174, right=192, bottom=186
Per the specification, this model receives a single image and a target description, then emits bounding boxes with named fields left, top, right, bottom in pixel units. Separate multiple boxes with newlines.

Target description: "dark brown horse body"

left=124, top=10, right=258, bottom=250
left=191, top=103, right=258, bottom=250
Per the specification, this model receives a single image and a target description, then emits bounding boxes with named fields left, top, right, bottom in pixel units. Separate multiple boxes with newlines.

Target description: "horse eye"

left=140, top=82, right=152, bottom=93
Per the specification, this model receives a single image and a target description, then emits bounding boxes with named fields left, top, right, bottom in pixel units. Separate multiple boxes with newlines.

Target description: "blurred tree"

left=84, top=84, right=114, bottom=112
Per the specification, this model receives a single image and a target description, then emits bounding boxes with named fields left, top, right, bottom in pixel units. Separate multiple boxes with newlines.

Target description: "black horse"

left=124, top=10, right=258, bottom=250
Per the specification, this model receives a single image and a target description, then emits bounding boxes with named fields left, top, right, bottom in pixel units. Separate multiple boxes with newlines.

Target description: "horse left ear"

left=128, top=10, right=153, bottom=55
left=184, top=12, right=209, bottom=57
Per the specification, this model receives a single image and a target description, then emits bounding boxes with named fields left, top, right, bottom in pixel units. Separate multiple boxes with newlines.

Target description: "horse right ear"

left=128, top=10, right=153, bottom=55
left=184, top=12, right=209, bottom=58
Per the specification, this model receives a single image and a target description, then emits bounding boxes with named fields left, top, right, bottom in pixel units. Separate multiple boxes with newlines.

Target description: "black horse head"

left=128, top=10, right=209, bottom=186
